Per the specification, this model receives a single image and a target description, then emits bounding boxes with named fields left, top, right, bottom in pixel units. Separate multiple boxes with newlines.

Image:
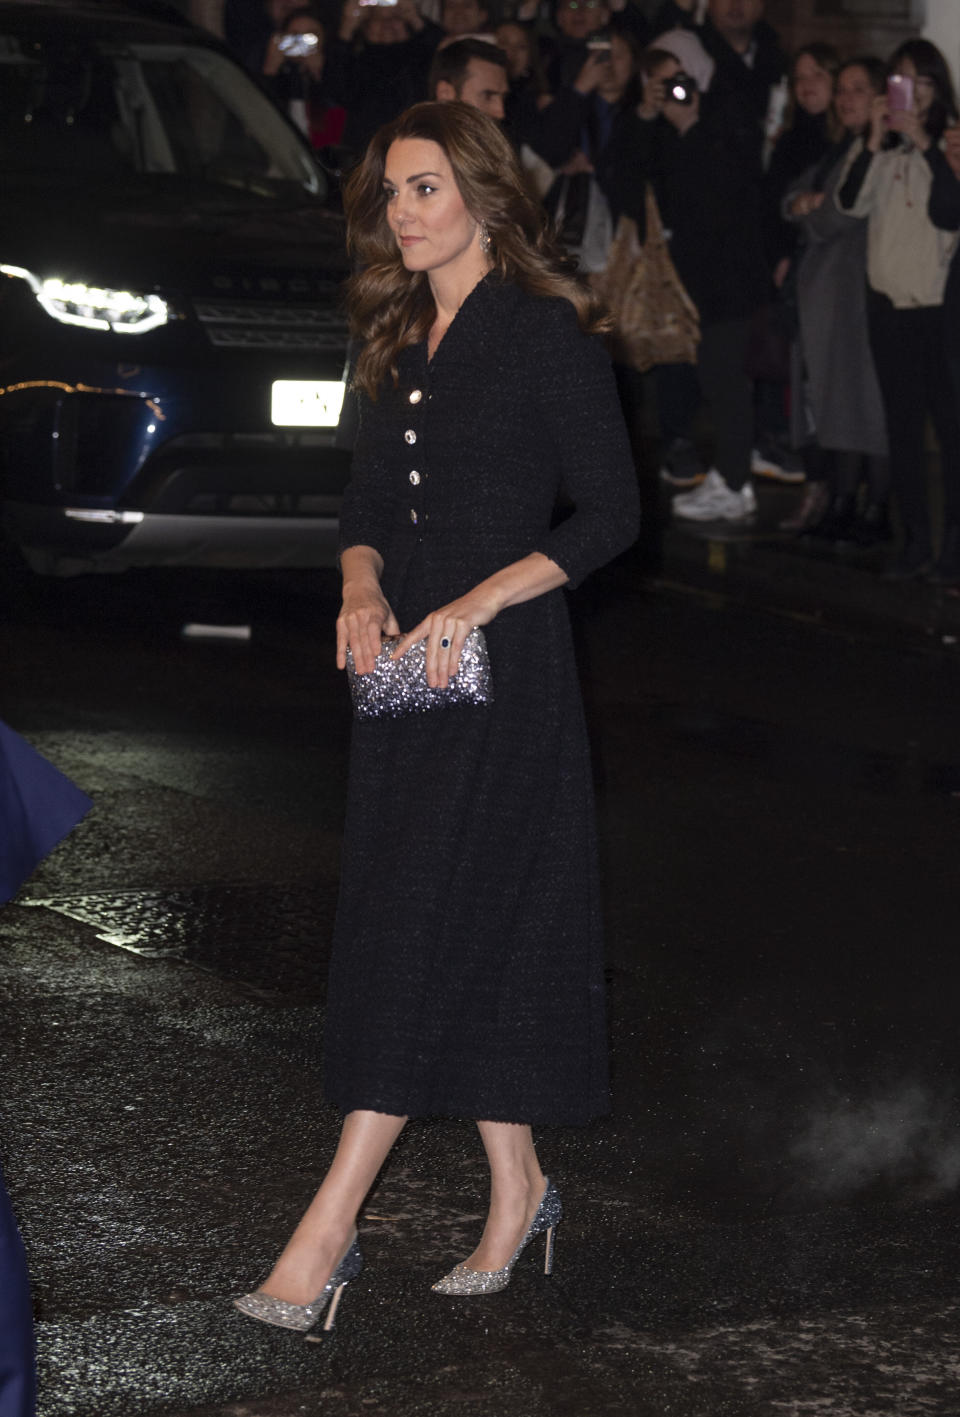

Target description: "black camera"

left=667, top=72, right=697, bottom=106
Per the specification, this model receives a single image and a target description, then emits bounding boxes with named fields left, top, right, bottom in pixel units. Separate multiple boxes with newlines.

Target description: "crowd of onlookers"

left=218, top=0, right=960, bottom=584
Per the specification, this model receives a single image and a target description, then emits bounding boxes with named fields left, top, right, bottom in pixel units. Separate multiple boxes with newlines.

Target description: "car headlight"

left=0, top=264, right=169, bottom=334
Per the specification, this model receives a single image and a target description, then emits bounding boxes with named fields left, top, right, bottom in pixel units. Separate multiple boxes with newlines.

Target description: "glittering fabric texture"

left=345, top=628, right=493, bottom=721
left=233, top=1237, right=363, bottom=1332
left=432, top=1179, right=563, bottom=1296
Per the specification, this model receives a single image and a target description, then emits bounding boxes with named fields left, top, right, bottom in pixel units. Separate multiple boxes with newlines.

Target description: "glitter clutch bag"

left=345, top=628, right=494, bottom=721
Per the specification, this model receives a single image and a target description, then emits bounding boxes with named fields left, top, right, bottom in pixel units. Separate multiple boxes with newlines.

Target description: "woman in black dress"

left=235, top=101, right=639, bottom=1333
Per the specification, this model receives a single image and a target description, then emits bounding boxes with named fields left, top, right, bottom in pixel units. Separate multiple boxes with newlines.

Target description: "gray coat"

left=787, top=148, right=888, bottom=458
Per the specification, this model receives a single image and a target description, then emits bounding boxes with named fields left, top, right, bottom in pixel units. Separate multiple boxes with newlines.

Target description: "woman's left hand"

left=945, top=125, right=960, bottom=179
left=392, top=589, right=500, bottom=689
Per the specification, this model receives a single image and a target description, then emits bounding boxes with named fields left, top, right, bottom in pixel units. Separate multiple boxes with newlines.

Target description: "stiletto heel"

left=233, top=1232, right=363, bottom=1333
left=322, top=1280, right=348, bottom=1332
left=543, top=1223, right=556, bottom=1276
left=431, top=1178, right=563, bottom=1296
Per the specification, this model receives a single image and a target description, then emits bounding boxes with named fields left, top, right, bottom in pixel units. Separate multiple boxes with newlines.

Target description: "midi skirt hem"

left=325, top=1090, right=612, bottom=1129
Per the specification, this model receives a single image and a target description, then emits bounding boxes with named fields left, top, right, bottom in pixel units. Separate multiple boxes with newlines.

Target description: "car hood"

left=0, top=181, right=349, bottom=297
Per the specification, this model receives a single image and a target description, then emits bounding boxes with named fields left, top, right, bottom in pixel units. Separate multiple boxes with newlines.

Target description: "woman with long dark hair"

left=233, top=101, right=638, bottom=1333
left=837, top=38, right=960, bottom=580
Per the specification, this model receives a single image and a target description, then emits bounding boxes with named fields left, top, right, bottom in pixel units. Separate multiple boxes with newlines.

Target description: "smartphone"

left=358, top=0, right=398, bottom=7
left=586, top=28, right=611, bottom=54
left=277, top=32, right=319, bottom=56
left=887, top=73, right=914, bottom=113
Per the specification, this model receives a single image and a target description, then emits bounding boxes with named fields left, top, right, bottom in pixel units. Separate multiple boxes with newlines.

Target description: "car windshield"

left=0, top=33, right=325, bottom=202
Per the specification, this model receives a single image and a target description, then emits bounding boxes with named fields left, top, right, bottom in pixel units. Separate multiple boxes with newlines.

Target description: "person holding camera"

left=261, top=8, right=345, bottom=149
left=530, top=20, right=648, bottom=266
left=837, top=39, right=960, bottom=582
left=652, top=51, right=769, bottom=523
left=324, top=0, right=444, bottom=160
left=652, top=0, right=786, bottom=162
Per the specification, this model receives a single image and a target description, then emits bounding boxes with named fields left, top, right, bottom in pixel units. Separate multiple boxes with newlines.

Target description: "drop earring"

left=479, top=220, right=492, bottom=254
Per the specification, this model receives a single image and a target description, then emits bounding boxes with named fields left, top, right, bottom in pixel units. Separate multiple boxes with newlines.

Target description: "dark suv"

left=0, top=0, right=351, bottom=575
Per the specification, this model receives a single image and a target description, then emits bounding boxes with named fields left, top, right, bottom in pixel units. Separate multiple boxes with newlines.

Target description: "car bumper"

left=5, top=501, right=340, bottom=575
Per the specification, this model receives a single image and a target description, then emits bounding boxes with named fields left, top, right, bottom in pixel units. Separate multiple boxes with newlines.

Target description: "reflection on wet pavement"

left=653, top=702, right=960, bottom=798
left=24, top=886, right=332, bottom=998
left=3, top=572, right=960, bottom=1415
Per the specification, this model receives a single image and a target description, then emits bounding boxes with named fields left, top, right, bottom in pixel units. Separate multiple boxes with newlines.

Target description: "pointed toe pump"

left=233, top=1233, right=363, bottom=1333
left=431, top=1178, right=562, bottom=1297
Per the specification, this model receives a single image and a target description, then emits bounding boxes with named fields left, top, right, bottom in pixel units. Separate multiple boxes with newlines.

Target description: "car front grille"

left=192, top=300, right=349, bottom=351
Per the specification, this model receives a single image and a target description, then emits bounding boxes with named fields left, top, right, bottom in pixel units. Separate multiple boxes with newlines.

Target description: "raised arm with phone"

left=837, top=38, right=960, bottom=582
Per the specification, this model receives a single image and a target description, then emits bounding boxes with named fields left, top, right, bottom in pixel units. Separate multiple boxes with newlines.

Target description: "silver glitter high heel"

left=233, top=1232, right=363, bottom=1333
left=431, top=1178, right=562, bottom=1296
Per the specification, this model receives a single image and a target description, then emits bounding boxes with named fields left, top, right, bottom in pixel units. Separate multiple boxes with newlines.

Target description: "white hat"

left=654, top=28, right=716, bottom=95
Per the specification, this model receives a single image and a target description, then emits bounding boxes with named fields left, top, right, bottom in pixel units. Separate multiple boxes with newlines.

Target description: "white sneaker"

left=751, top=446, right=806, bottom=484
left=671, top=468, right=726, bottom=507
left=672, top=471, right=757, bottom=522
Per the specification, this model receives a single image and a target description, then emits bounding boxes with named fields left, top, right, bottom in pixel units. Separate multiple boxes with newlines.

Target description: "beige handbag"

left=592, top=186, right=700, bottom=372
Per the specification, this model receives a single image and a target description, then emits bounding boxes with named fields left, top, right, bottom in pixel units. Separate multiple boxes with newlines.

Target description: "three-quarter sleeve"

left=337, top=393, right=396, bottom=559
left=528, top=300, right=640, bottom=588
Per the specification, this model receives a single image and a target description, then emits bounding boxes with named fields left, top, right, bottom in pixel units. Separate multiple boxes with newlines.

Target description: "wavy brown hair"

left=343, top=101, right=609, bottom=399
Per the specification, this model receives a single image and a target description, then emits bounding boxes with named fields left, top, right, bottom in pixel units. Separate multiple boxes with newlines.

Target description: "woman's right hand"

left=336, top=583, right=400, bottom=676
left=574, top=51, right=610, bottom=96
left=867, top=93, right=888, bottom=152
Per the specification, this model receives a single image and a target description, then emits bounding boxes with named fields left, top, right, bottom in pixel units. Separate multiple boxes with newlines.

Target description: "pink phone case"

left=887, top=75, right=913, bottom=113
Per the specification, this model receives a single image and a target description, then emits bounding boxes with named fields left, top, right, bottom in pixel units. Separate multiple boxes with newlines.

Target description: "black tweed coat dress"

left=323, top=273, right=639, bottom=1126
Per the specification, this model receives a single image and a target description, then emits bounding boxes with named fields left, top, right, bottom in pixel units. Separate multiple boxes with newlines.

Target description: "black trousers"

left=652, top=320, right=755, bottom=490
left=866, top=289, right=960, bottom=555
left=697, top=317, right=754, bottom=492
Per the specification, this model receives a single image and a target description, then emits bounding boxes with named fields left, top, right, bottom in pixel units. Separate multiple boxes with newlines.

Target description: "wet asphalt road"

left=2, top=557, right=960, bottom=1417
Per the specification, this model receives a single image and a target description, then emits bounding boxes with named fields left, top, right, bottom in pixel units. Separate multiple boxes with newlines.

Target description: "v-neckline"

left=425, top=270, right=495, bottom=370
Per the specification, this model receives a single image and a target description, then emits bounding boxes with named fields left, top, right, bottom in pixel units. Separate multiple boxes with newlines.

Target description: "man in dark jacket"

left=653, top=0, right=786, bottom=162
left=653, top=61, right=769, bottom=522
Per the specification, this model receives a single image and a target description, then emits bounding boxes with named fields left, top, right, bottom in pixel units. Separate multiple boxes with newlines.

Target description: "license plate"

left=271, top=379, right=345, bottom=428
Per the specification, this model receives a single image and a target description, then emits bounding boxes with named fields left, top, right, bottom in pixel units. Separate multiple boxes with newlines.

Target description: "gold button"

left=404, top=429, right=417, bottom=445
left=409, top=390, right=423, bottom=404
left=409, top=470, right=420, bottom=486
left=410, top=509, right=418, bottom=524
